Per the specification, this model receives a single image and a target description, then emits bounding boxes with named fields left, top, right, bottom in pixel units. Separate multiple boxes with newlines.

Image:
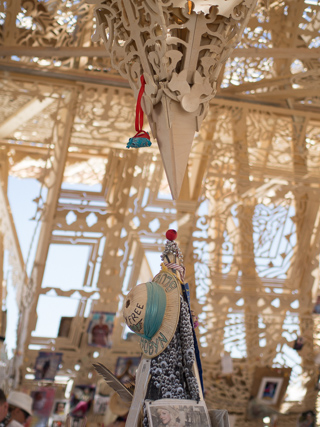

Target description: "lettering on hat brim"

left=141, top=332, right=168, bottom=356
left=153, top=272, right=178, bottom=293
left=130, top=319, right=143, bottom=333
left=125, top=302, right=145, bottom=329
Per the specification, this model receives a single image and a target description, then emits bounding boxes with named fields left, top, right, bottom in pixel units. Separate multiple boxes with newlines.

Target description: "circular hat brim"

left=109, top=392, right=131, bottom=416
left=139, top=269, right=181, bottom=358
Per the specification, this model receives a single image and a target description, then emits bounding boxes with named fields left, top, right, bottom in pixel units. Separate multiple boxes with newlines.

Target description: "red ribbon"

left=133, top=75, right=150, bottom=139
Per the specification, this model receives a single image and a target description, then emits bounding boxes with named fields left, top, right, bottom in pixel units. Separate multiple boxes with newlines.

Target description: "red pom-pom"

left=166, top=229, right=177, bottom=241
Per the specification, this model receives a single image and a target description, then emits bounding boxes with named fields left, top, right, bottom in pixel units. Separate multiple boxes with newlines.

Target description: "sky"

left=5, top=176, right=42, bottom=358
left=5, top=177, right=94, bottom=356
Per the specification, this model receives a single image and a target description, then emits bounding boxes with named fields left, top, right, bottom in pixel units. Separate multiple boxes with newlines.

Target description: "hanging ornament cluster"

left=126, top=75, right=152, bottom=149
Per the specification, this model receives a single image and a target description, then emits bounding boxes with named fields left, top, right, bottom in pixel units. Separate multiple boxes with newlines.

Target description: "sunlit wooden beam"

left=0, top=97, right=55, bottom=138
left=0, top=46, right=319, bottom=59
left=0, top=173, right=26, bottom=301
left=14, top=88, right=78, bottom=385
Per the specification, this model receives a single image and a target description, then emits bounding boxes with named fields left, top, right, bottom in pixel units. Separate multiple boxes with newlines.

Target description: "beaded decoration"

left=126, top=132, right=151, bottom=149
left=161, top=231, right=185, bottom=283
left=143, top=295, right=200, bottom=426
left=160, top=238, right=184, bottom=263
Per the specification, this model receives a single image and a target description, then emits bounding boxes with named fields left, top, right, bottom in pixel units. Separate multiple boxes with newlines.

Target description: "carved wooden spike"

left=89, top=0, right=257, bottom=198
left=149, top=98, right=198, bottom=199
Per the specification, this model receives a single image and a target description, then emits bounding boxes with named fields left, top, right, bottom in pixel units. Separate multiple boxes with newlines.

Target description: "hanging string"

left=135, top=75, right=146, bottom=134
left=126, top=75, right=151, bottom=149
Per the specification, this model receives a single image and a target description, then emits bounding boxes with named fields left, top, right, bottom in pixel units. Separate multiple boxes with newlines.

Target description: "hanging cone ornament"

left=90, top=0, right=257, bottom=199
left=126, top=75, right=151, bottom=149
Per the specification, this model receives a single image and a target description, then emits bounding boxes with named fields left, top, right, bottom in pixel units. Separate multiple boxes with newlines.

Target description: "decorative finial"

left=165, top=229, right=177, bottom=241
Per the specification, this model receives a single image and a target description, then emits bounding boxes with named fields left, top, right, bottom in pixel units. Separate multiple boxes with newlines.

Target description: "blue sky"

left=5, top=176, right=42, bottom=357
left=5, top=177, right=85, bottom=356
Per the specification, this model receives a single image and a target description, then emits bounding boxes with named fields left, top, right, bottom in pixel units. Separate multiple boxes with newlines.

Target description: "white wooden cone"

left=89, top=0, right=257, bottom=198
left=150, top=99, right=198, bottom=199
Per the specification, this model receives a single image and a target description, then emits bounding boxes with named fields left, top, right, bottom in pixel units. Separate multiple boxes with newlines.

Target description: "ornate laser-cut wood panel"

left=89, top=0, right=257, bottom=198
left=0, top=1, right=320, bottom=426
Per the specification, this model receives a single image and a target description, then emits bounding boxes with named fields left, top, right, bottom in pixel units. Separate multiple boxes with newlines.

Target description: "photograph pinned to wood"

left=293, top=336, right=305, bottom=351
left=315, top=373, right=320, bottom=391
left=93, top=393, right=110, bottom=415
left=53, top=400, right=68, bottom=417
left=313, top=295, right=320, bottom=314
left=87, top=312, right=115, bottom=348
left=115, top=356, right=141, bottom=386
left=257, top=377, right=284, bottom=405
left=30, top=387, right=56, bottom=427
left=298, top=410, right=316, bottom=427
left=34, top=352, right=63, bottom=381
left=58, top=317, right=73, bottom=338
left=70, top=385, right=95, bottom=418
left=145, top=399, right=211, bottom=427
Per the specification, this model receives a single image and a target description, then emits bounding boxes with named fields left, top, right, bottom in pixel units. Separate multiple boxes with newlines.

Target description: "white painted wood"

left=125, top=357, right=151, bottom=427
left=89, top=0, right=257, bottom=198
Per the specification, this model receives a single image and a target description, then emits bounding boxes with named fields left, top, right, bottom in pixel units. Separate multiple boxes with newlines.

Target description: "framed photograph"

left=293, top=336, right=305, bottom=351
left=313, top=296, right=320, bottom=314
left=29, top=415, right=49, bottom=427
left=257, top=377, right=283, bottom=405
left=115, top=356, right=141, bottom=385
left=31, top=388, right=56, bottom=417
left=53, top=400, right=67, bottom=416
left=58, top=317, right=73, bottom=338
left=145, top=399, right=211, bottom=427
left=34, top=352, right=63, bottom=381
left=87, top=312, right=115, bottom=348
left=93, top=394, right=110, bottom=415
left=298, top=410, right=315, bottom=427
left=316, top=374, right=320, bottom=391
left=70, top=385, right=95, bottom=417
left=250, top=367, right=290, bottom=411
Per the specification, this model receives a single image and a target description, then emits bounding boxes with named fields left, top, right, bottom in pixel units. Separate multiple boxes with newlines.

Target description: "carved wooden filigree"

left=1, top=1, right=320, bottom=426
left=89, top=0, right=257, bottom=198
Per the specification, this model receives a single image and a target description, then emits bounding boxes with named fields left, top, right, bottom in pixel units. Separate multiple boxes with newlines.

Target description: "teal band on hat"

left=136, top=282, right=166, bottom=341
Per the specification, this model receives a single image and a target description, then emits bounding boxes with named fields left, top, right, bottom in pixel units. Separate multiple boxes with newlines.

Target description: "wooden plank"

left=0, top=62, right=130, bottom=88
left=211, top=97, right=320, bottom=121
left=0, top=46, right=110, bottom=57
left=0, top=45, right=319, bottom=59
left=0, top=97, right=55, bottom=138
left=14, top=88, right=78, bottom=387
left=125, top=358, right=151, bottom=427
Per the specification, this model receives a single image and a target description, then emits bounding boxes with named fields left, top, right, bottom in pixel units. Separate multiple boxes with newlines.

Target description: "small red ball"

left=166, top=229, right=177, bottom=241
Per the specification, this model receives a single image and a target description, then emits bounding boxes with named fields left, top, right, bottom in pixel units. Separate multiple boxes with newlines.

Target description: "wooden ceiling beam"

left=0, top=97, right=55, bottom=138
left=240, top=88, right=319, bottom=101
left=0, top=62, right=130, bottom=88
left=211, top=97, right=320, bottom=121
left=0, top=65, right=319, bottom=118
left=220, top=74, right=294, bottom=94
left=1, top=46, right=319, bottom=59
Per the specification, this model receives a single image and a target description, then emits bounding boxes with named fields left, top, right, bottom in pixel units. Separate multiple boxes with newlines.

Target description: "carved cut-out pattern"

left=1, top=0, right=320, bottom=425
